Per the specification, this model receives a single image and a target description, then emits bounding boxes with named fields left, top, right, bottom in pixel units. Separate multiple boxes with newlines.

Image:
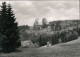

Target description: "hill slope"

left=1, top=37, right=80, bottom=57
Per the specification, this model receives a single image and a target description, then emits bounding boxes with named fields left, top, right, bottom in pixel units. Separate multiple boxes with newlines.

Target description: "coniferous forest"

left=0, top=2, right=21, bottom=53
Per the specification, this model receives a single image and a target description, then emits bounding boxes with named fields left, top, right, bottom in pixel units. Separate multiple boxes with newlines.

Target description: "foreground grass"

left=1, top=38, right=80, bottom=57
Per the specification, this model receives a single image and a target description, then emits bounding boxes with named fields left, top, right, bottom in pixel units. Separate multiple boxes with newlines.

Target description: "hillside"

left=1, top=37, right=80, bottom=57
left=49, top=20, right=80, bottom=29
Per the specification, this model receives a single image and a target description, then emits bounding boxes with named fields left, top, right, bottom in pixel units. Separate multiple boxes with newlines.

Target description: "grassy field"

left=1, top=37, right=80, bottom=57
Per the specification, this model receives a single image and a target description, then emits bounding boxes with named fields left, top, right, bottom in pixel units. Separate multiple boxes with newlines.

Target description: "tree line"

left=29, top=26, right=80, bottom=47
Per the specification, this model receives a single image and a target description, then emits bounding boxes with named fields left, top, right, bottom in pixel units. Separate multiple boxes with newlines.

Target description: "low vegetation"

left=1, top=37, right=80, bottom=57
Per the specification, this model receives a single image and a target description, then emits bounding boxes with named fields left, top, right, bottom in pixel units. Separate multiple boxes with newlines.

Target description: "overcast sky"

left=0, top=0, right=79, bottom=26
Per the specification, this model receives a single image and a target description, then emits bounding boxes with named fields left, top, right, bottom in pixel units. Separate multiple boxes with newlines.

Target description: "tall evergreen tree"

left=0, top=2, right=21, bottom=52
left=0, top=2, right=8, bottom=52
left=42, top=18, right=47, bottom=28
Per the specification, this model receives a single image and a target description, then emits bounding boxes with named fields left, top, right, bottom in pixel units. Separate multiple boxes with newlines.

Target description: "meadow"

left=1, top=37, right=80, bottom=57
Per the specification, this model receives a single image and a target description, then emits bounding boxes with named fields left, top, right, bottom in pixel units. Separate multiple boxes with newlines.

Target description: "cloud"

left=0, top=0, right=79, bottom=26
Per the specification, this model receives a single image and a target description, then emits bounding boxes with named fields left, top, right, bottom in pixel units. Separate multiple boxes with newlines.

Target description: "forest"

left=19, top=20, right=80, bottom=47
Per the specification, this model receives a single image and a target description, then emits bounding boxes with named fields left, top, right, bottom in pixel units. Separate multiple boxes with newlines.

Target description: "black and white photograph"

left=0, top=0, right=80, bottom=57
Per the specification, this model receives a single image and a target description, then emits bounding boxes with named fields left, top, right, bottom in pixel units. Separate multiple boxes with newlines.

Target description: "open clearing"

left=1, top=37, right=80, bottom=57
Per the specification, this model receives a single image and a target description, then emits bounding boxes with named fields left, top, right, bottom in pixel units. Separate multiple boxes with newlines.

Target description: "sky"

left=0, top=0, right=79, bottom=26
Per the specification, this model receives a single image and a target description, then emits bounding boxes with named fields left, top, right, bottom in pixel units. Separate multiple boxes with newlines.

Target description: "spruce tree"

left=0, top=2, right=8, bottom=52
left=0, top=2, right=21, bottom=52
left=42, top=18, right=47, bottom=28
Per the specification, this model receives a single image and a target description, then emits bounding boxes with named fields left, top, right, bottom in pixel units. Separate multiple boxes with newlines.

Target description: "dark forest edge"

left=0, top=2, right=21, bottom=53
